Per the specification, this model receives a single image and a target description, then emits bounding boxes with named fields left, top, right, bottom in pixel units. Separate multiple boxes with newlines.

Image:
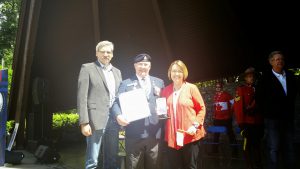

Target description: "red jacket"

left=234, top=85, right=263, bottom=125
left=161, top=82, right=206, bottom=149
left=213, top=91, right=233, bottom=120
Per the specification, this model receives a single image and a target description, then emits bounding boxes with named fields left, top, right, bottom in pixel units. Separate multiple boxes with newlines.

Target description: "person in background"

left=256, top=51, right=298, bottom=169
left=161, top=60, right=206, bottom=169
left=111, top=53, right=165, bottom=169
left=77, top=40, right=122, bottom=169
left=234, top=67, right=263, bottom=169
left=212, top=81, right=237, bottom=155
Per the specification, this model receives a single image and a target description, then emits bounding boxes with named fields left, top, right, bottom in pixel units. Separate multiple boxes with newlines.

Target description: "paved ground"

left=2, top=140, right=299, bottom=169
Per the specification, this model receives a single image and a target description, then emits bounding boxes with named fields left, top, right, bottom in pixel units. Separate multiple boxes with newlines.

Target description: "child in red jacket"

left=212, top=81, right=237, bottom=154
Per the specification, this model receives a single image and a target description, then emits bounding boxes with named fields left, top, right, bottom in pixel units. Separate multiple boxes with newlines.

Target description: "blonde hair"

left=167, top=60, right=188, bottom=80
left=96, top=40, right=114, bottom=52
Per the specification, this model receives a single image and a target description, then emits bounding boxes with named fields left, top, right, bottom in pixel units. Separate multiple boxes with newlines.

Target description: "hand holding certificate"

left=119, top=89, right=151, bottom=122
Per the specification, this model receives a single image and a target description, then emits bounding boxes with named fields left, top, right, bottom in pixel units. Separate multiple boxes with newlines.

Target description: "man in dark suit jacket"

left=111, top=53, right=164, bottom=169
left=77, top=41, right=122, bottom=169
left=256, top=51, right=298, bottom=169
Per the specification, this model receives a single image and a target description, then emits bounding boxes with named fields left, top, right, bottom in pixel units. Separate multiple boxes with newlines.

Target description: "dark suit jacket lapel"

left=270, top=71, right=286, bottom=96
left=285, top=72, right=294, bottom=97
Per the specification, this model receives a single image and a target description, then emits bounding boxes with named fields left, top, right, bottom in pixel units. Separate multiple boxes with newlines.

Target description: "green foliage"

left=0, top=0, right=21, bottom=61
left=1, top=0, right=20, bottom=96
left=52, top=110, right=79, bottom=130
left=6, top=120, right=15, bottom=133
left=51, top=110, right=82, bottom=143
left=289, top=68, right=300, bottom=76
left=194, top=80, right=216, bottom=88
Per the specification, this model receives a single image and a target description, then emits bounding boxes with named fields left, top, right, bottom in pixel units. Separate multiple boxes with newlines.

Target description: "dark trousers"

left=265, top=119, right=295, bottom=169
left=103, top=117, right=120, bottom=169
left=125, top=137, right=162, bottom=169
left=166, top=140, right=201, bottom=169
left=213, top=119, right=237, bottom=152
left=242, top=124, right=264, bottom=169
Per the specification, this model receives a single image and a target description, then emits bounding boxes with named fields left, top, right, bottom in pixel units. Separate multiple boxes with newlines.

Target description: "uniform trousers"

left=125, top=137, right=162, bottom=169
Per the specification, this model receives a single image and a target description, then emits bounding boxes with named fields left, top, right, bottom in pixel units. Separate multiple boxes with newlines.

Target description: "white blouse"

left=172, top=87, right=183, bottom=117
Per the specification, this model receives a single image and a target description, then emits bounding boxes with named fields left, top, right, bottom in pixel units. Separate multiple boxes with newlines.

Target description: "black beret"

left=134, top=53, right=151, bottom=63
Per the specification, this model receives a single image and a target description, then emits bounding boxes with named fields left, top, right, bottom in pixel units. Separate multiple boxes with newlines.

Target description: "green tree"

left=0, top=0, right=21, bottom=67
left=1, top=0, right=21, bottom=94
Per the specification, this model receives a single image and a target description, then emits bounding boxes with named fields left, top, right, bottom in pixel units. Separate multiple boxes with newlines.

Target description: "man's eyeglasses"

left=98, top=50, right=112, bottom=55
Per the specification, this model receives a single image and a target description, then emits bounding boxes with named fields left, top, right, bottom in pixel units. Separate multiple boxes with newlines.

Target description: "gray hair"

left=96, top=40, right=114, bottom=52
left=268, top=51, right=284, bottom=61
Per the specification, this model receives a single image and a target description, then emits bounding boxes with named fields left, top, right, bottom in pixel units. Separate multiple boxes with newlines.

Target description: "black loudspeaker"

left=34, top=145, right=60, bottom=164
left=5, top=150, right=25, bottom=164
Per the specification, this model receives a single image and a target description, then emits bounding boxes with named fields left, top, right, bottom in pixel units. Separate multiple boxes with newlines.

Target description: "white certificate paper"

left=156, top=97, right=167, bottom=115
left=119, top=89, right=151, bottom=122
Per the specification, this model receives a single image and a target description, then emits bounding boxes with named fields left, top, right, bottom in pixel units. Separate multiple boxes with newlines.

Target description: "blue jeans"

left=85, top=129, right=105, bottom=169
left=265, top=119, right=295, bottom=169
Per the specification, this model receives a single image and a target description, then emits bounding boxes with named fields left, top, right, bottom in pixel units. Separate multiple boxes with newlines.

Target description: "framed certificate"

left=119, top=89, right=151, bottom=122
left=156, top=97, right=167, bottom=115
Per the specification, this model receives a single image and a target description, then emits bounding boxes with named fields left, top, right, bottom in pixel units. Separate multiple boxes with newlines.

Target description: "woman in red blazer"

left=161, top=60, right=206, bottom=169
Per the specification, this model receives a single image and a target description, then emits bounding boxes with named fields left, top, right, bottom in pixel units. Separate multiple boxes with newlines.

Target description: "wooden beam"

left=8, top=0, right=43, bottom=148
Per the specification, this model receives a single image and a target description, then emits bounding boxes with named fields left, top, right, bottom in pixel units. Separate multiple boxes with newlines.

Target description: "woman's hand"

left=186, top=126, right=197, bottom=135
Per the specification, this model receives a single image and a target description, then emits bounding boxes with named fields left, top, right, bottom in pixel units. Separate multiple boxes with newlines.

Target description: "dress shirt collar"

left=272, top=69, right=286, bottom=78
left=98, top=60, right=112, bottom=71
left=136, top=75, right=150, bottom=81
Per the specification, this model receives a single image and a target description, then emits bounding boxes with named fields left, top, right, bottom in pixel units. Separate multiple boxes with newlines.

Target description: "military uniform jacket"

left=111, top=75, right=164, bottom=139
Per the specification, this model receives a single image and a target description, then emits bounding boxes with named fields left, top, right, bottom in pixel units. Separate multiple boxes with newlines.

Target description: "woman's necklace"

left=173, top=85, right=182, bottom=96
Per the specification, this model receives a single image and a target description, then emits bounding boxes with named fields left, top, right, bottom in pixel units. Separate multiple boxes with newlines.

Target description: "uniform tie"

left=141, top=78, right=150, bottom=99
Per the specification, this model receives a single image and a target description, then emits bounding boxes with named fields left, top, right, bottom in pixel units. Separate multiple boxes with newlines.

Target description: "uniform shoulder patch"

left=235, top=96, right=241, bottom=102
